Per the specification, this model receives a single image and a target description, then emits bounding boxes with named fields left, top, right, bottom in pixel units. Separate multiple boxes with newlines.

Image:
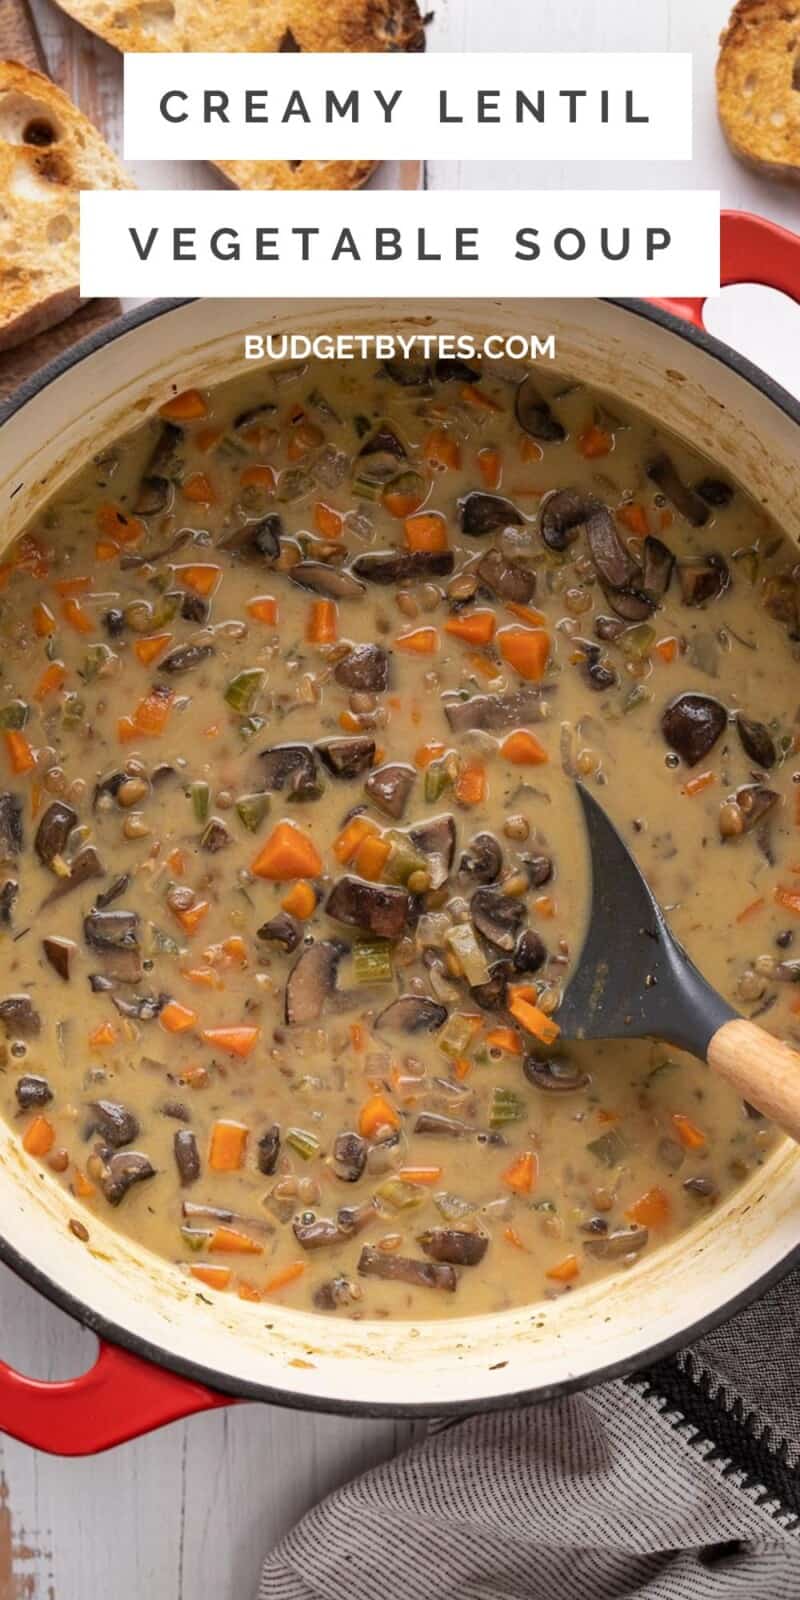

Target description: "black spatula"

left=558, top=783, right=800, bottom=1141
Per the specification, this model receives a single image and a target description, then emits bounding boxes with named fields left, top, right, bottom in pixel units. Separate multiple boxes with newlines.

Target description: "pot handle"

left=654, top=209, right=800, bottom=327
left=0, top=1340, right=232, bottom=1455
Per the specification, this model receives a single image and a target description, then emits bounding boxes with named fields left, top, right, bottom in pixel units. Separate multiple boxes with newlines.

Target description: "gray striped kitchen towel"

left=258, top=1268, right=800, bottom=1598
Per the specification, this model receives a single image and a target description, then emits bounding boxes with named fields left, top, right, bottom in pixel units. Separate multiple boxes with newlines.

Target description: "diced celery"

left=433, top=1191, right=475, bottom=1222
left=286, top=1127, right=320, bottom=1161
left=586, top=1128, right=628, bottom=1168
left=353, top=940, right=394, bottom=985
left=190, top=781, right=210, bottom=822
left=235, top=792, right=270, bottom=831
left=438, top=1011, right=479, bottom=1060
left=445, top=923, right=490, bottom=987
left=424, top=762, right=451, bottom=803
left=622, top=684, right=653, bottom=715
left=180, top=1226, right=209, bottom=1252
left=0, top=700, right=28, bottom=730
left=489, top=1087, right=525, bottom=1128
left=62, top=693, right=85, bottom=730
left=225, top=668, right=265, bottom=714
left=376, top=1178, right=425, bottom=1211
left=619, top=624, right=655, bottom=661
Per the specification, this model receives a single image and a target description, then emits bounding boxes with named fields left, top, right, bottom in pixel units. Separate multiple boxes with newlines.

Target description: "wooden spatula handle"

left=708, top=1018, right=800, bottom=1142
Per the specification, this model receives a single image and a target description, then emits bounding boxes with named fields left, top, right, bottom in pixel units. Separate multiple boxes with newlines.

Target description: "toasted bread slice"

left=50, top=0, right=424, bottom=190
left=0, top=60, right=133, bottom=354
left=717, top=0, right=800, bottom=182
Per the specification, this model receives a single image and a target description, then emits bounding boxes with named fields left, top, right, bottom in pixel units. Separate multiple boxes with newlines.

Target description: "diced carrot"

left=22, top=1115, right=54, bottom=1157
left=354, top=833, right=391, bottom=882
left=173, top=899, right=210, bottom=936
left=160, top=1000, right=198, bottom=1034
left=508, top=992, right=560, bottom=1045
left=34, top=661, right=66, bottom=701
left=181, top=967, right=221, bottom=990
left=281, top=880, right=317, bottom=919
left=395, top=626, right=439, bottom=654
left=182, top=472, right=215, bottom=505
left=736, top=897, right=765, bottom=924
left=534, top=895, right=556, bottom=919
left=167, top=845, right=187, bottom=875
left=95, top=539, right=120, bottom=563
left=208, top=1120, right=248, bottom=1171
left=237, top=1279, right=263, bottom=1302
left=477, top=447, right=502, bottom=489
left=265, top=1261, right=305, bottom=1293
left=659, top=508, right=674, bottom=531
left=682, top=770, right=715, bottom=798
left=73, top=1168, right=95, bottom=1199
left=89, top=1021, right=118, bottom=1049
left=4, top=731, right=34, bottom=775
left=546, top=1254, right=580, bottom=1282
left=627, top=1186, right=670, bottom=1228
left=618, top=501, right=649, bottom=536
left=0, top=565, right=11, bottom=592
left=502, top=1150, right=537, bottom=1195
left=358, top=1094, right=400, bottom=1139
left=196, top=428, right=223, bottom=454
left=160, top=389, right=207, bottom=421
left=95, top=505, right=144, bottom=546
left=313, top=501, right=343, bottom=539
left=54, top=575, right=91, bottom=597
left=61, top=597, right=94, bottom=634
left=209, top=1226, right=263, bottom=1255
left=201, top=1025, right=260, bottom=1059
left=423, top=428, right=461, bottom=471
left=383, top=485, right=427, bottom=519
left=306, top=599, right=338, bottom=645
left=504, top=1225, right=529, bottom=1251
left=404, top=512, right=449, bottom=553
left=455, top=761, right=486, bottom=807
left=247, top=595, right=278, bottom=626
left=189, top=1264, right=231, bottom=1290
left=775, top=885, right=800, bottom=916
left=175, top=564, right=221, bottom=598
left=287, top=419, right=324, bottom=461
left=241, top=465, right=276, bottom=492
left=501, top=729, right=548, bottom=765
left=672, top=1112, right=707, bottom=1151
left=453, top=1056, right=472, bottom=1080
left=349, top=1021, right=366, bottom=1052
left=33, top=601, right=56, bottom=637
left=655, top=636, right=678, bottom=664
left=461, top=384, right=500, bottom=412
left=578, top=423, right=613, bottom=459
left=486, top=1027, right=523, bottom=1055
left=398, top=1166, right=443, bottom=1185
left=220, top=935, right=248, bottom=967
left=498, top=626, right=550, bottom=681
left=333, top=815, right=377, bottom=864
left=519, top=437, right=543, bottom=463
left=15, top=535, right=48, bottom=578
left=414, top=740, right=446, bottom=769
left=504, top=602, right=547, bottom=627
left=444, top=609, right=496, bottom=647
left=134, top=632, right=173, bottom=666
left=251, top=821, right=322, bottom=880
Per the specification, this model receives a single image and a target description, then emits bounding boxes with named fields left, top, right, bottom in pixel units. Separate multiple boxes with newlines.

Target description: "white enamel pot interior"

left=1, top=296, right=799, bottom=1415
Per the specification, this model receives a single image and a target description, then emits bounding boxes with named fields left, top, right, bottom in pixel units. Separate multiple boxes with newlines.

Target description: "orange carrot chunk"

left=34, top=661, right=66, bottom=701
left=182, top=472, right=216, bottom=504
left=395, top=626, right=439, bottom=655
left=398, top=1166, right=444, bottom=1186
left=358, top=1094, right=401, bottom=1139
left=546, top=1254, right=580, bottom=1282
left=4, top=731, right=35, bottom=774
left=306, top=599, right=338, bottom=645
left=201, top=1026, right=260, bottom=1059
left=578, top=423, right=613, bottom=459
left=174, top=564, right=221, bottom=597
left=454, top=761, right=486, bottom=807
left=160, top=1000, right=198, bottom=1034
left=313, top=502, right=343, bottom=539
left=444, top=610, right=496, bottom=646
left=501, top=729, right=548, bottom=765
left=477, top=447, right=502, bottom=489
left=159, top=389, right=207, bottom=421
left=404, top=512, right=449, bottom=552
left=251, top=821, right=322, bottom=880
left=61, top=597, right=95, bottom=635
left=134, top=633, right=173, bottom=667
left=498, top=626, right=550, bottom=681
left=353, top=833, right=391, bottom=882
left=265, top=1261, right=306, bottom=1293
left=333, top=815, right=377, bottom=864
left=617, top=501, right=649, bottom=536
left=502, top=1151, right=537, bottom=1195
left=208, top=1120, right=248, bottom=1171
left=423, top=428, right=461, bottom=471
left=247, top=595, right=278, bottom=625
left=626, top=1186, right=671, bottom=1228
left=209, top=1226, right=263, bottom=1255
left=281, top=880, right=317, bottom=919
left=508, top=991, right=560, bottom=1045
left=23, top=1115, right=55, bottom=1157
left=671, top=1113, right=707, bottom=1151
left=189, top=1264, right=231, bottom=1290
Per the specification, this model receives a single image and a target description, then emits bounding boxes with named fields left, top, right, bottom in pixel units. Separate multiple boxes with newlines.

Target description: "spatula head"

left=557, top=783, right=735, bottom=1056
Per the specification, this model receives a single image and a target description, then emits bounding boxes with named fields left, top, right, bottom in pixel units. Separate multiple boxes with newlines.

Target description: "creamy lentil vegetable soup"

left=0, top=349, right=793, bottom=1321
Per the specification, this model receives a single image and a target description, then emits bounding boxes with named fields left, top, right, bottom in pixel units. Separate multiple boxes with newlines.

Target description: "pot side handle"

left=0, top=1341, right=232, bottom=1455
left=653, top=210, right=800, bottom=327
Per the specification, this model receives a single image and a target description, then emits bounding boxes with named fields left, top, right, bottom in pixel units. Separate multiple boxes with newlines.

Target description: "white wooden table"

left=1, top=2, right=799, bottom=1596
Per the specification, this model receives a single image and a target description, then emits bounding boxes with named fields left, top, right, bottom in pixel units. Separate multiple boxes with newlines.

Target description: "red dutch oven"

left=0, top=210, right=799, bottom=1455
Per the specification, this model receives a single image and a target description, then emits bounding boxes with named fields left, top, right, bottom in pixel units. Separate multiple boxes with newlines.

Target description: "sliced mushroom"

left=42, top=936, right=75, bottom=982
left=317, top=737, right=376, bottom=780
left=35, top=800, right=78, bottom=867
left=470, top=960, right=513, bottom=1012
left=351, top=549, right=455, bottom=585
left=257, top=1126, right=281, bottom=1176
left=459, top=832, right=503, bottom=884
left=358, top=423, right=406, bottom=461
left=288, top=561, right=365, bottom=599
left=333, top=643, right=390, bottom=694
left=736, top=715, right=776, bottom=770
left=285, top=941, right=343, bottom=1025
left=736, top=783, right=779, bottom=832
left=375, top=995, right=447, bottom=1034
left=84, top=908, right=139, bottom=953
left=584, top=1225, right=648, bottom=1259
left=180, top=592, right=210, bottom=624
left=88, top=1099, right=139, bottom=1148
left=523, top=1056, right=590, bottom=1092
left=95, top=875, right=130, bottom=910
left=174, top=1129, right=201, bottom=1186
left=409, top=814, right=456, bottom=889
left=515, top=377, right=566, bottom=441
left=293, top=1217, right=344, bottom=1250
left=364, top=762, right=415, bottom=820
left=696, top=477, right=734, bottom=508
left=476, top=546, right=536, bottom=605
left=337, top=1197, right=379, bottom=1235
left=326, top=877, right=410, bottom=939
left=641, top=535, right=675, bottom=602
left=0, top=793, right=23, bottom=859
left=358, top=1244, right=457, bottom=1291
left=257, top=913, right=301, bottom=954
left=0, top=879, right=17, bottom=927
left=442, top=685, right=548, bottom=734
left=646, top=453, right=710, bottom=526
left=661, top=693, right=727, bottom=766
left=458, top=491, right=524, bottom=537
left=418, top=1228, right=488, bottom=1266
left=522, top=853, right=554, bottom=887
left=586, top=507, right=640, bottom=592
left=134, top=422, right=183, bottom=515
left=332, top=1130, right=368, bottom=1182
left=470, top=886, right=525, bottom=952
left=414, top=1111, right=471, bottom=1138
left=100, top=1151, right=155, bottom=1206
left=514, top=929, right=547, bottom=973
left=540, top=487, right=600, bottom=551
left=200, top=817, right=231, bottom=852
left=258, top=743, right=320, bottom=800
left=678, top=554, right=730, bottom=607
left=313, top=1276, right=361, bottom=1310
left=111, top=991, right=167, bottom=1022
left=435, top=356, right=481, bottom=383
left=41, top=846, right=104, bottom=905
left=15, top=1074, right=53, bottom=1109
left=160, top=641, right=215, bottom=674
left=220, top=514, right=282, bottom=563
left=384, top=355, right=431, bottom=386
left=0, top=995, right=40, bottom=1036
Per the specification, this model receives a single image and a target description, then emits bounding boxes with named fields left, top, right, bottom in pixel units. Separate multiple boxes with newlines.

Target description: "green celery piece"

left=0, top=700, right=29, bottom=730
left=586, top=1128, right=628, bottom=1168
left=376, top=1178, right=425, bottom=1211
left=286, top=1127, right=320, bottom=1161
left=235, top=792, right=270, bottom=832
left=353, top=939, right=394, bottom=985
left=180, top=1226, right=209, bottom=1252
left=225, top=668, right=265, bottom=714
left=489, top=1087, right=525, bottom=1128
left=239, top=714, right=267, bottom=742
left=424, top=762, right=451, bottom=803
left=438, top=1011, right=479, bottom=1059
left=190, top=781, right=210, bottom=822
left=445, top=923, right=490, bottom=987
